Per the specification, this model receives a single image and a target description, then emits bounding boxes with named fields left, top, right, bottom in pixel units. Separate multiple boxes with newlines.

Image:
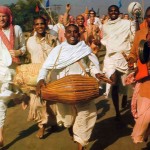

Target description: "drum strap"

left=49, top=47, right=62, bottom=76
left=78, top=60, right=89, bottom=77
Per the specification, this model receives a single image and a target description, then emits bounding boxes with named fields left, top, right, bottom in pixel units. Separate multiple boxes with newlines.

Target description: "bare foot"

left=78, top=142, right=85, bottom=150
left=36, top=127, right=45, bottom=139
left=0, top=138, right=4, bottom=147
left=21, top=101, right=28, bottom=110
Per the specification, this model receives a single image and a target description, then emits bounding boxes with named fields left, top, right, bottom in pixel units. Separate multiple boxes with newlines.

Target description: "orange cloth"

left=129, top=28, right=148, bottom=61
left=129, top=28, right=149, bottom=81
left=140, top=19, right=148, bottom=30
left=129, top=28, right=150, bottom=99
left=135, top=60, right=148, bottom=81
left=139, top=77, right=150, bottom=99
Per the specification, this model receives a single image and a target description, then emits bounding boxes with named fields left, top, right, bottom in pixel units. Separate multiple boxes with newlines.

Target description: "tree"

left=9, top=0, right=58, bottom=32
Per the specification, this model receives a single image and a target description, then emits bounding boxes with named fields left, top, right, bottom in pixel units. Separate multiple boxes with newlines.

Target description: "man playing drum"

left=36, top=24, right=108, bottom=150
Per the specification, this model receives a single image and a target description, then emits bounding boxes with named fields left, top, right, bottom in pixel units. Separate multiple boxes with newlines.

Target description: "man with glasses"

left=87, top=9, right=102, bottom=30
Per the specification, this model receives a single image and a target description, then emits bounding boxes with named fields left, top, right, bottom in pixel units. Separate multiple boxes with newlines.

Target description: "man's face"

left=146, top=9, right=150, bottom=28
left=124, top=14, right=129, bottom=20
left=59, top=15, right=64, bottom=24
left=76, top=16, right=84, bottom=26
left=108, top=7, right=119, bottom=20
left=65, top=25, right=80, bottom=45
left=89, top=11, right=95, bottom=17
left=90, top=16, right=95, bottom=24
left=34, top=18, right=46, bottom=36
left=0, top=13, right=9, bottom=28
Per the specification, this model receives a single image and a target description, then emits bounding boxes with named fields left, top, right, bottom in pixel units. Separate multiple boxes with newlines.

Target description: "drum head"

left=138, top=40, right=150, bottom=64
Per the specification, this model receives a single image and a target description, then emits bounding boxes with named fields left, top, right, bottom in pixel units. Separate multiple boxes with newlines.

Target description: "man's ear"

left=64, top=32, right=66, bottom=38
left=33, top=25, right=35, bottom=30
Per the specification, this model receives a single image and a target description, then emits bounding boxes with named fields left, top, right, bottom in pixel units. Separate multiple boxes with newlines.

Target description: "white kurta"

left=27, top=36, right=53, bottom=63
left=101, top=18, right=135, bottom=97
left=53, top=23, right=65, bottom=33
left=101, top=18, right=135, bottom=76
left=37, top=41, right=101, bottom=146
left=0, top=25, right=26, bottom=127
left=27, top=34, right=57, bottom=128
left=87, top=17, right=102, bottom=30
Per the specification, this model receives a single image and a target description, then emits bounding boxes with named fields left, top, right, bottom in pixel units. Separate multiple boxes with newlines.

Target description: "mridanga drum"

left=41, top=75, right=99, bottom=104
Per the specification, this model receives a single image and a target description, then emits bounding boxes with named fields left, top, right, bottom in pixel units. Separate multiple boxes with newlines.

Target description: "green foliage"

left=8, top=0, right=58, bottom=32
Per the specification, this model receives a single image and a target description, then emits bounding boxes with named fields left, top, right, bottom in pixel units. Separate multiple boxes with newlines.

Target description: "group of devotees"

left=0, top=2, right=150, bottom=150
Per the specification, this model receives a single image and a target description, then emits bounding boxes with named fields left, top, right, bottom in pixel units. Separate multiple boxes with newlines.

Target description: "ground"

left=1, top=87, right=150, bottom=150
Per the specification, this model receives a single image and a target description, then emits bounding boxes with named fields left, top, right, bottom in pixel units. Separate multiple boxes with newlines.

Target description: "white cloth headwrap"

left=42, top=41, right=92, bottom=69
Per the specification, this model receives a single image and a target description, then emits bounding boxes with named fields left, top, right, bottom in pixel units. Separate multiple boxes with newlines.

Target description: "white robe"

left=0, top=25, right=26, bottom=128
left=101, top=18, right=135, bottom=96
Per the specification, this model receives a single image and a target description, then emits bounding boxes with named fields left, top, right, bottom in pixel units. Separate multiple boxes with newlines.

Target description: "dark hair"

left=65, top=24, right=79, bottom=32
left=89, top=10, right=96, bottom=15
left=144, top=6, right=150, bottom=19
left=33, top=16, right=47, bottom=25
left=76, top=15, right=84, bottom=20
left=108, top=5, right=120, bottom=12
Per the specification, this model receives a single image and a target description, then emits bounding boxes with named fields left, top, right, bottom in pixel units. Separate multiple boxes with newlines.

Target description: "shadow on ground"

left=90, top=98, right=136, bottom=150
left=1, top=124, right=64, bottom=150
left=1, top=124, right=38, bottom=150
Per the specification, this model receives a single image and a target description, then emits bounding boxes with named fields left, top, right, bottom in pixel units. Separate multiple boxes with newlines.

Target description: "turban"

left=0, top=6, right=20, bottom=64
left=0, top=5, right=13, bottom=24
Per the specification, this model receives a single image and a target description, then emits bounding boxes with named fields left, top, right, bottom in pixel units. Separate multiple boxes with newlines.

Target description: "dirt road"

left=1, top=90, right=149, bottom=150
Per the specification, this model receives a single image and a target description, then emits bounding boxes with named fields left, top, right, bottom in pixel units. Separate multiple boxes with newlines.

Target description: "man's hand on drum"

left=36, top=79, right=46, bottom=96
left=95, top=73, right=113, bottom=84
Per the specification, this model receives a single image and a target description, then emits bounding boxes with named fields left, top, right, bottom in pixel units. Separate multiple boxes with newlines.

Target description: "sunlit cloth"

left=131, top=94, right=150, bottom=143
left=37, top=41, right=101, bottom=81
left=41, top=41, right=92, bottom=69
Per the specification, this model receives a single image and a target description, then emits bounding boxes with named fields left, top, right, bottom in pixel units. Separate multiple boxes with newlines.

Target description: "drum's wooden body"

left=41, top=75, right=99, bottom=104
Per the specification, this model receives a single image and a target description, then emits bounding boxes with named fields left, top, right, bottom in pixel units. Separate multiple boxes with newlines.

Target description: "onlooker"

left=124, top=13, right=129, bottom=20
left=87, top=9, right=102, bottom=30
left=128, top=6, right=150, bottom=143
left=53, top=14, right=64, bottom=33
left=101, top=5, right=136, bottom=121
left=26, top=16, right=57, bottom=138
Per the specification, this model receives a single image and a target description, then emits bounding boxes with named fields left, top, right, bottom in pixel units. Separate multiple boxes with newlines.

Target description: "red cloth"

left=35, top=4, right=40, bottom=12
left=135, top=59, right=148, bottom=81
left=140, top=19, right=148, bottom=30
left=0, top=5, right=20, bottom=64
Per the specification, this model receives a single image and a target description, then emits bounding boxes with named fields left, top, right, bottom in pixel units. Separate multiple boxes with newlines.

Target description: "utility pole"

left=142, top=0, right=144, bottom=19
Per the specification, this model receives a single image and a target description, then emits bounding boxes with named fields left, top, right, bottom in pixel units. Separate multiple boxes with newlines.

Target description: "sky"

left=0, top=0, right=149, bottom=17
